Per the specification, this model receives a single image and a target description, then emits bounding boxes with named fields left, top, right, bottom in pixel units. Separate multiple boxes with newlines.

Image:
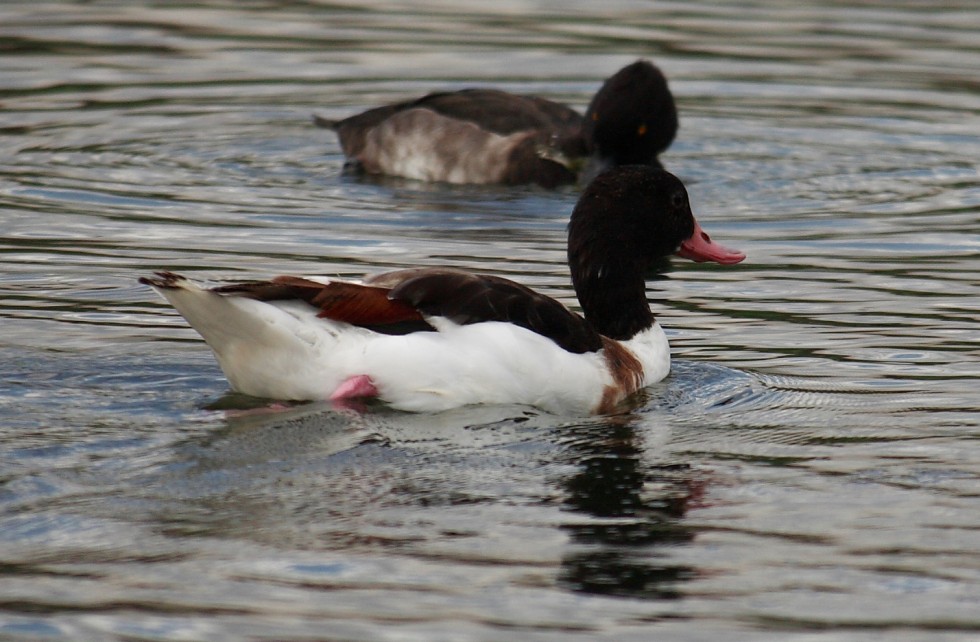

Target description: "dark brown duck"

left=315, top=60, right=678, bottom=187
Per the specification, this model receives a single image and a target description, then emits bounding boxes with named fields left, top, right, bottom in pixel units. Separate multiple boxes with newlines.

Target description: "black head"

left=568, top=166, right=695, bottom=276
left=581, top=60, right=678, bottom=167
left=564, top=166, right=691, bottom=339
left=566, top=166, right=743, bottom=339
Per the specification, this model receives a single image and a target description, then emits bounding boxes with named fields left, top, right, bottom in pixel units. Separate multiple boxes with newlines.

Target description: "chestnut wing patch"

left=389, top=271, right=602, bottom=354
left=208, top=271, right=602, bottom=351
left=212, top=276, right=434, bottom=335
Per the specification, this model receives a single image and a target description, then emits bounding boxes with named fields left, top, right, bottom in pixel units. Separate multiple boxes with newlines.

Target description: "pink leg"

left=330, top=374, right=379, bottom=401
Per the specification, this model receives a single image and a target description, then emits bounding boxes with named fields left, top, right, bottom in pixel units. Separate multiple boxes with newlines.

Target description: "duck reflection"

left=557, top=415, right=702, bottom=599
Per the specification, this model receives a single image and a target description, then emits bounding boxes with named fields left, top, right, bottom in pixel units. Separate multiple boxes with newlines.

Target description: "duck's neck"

left=570, top=255, right=655, bottom=341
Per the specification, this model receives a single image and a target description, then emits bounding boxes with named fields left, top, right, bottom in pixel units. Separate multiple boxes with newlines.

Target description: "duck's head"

left=567, top=166, right=744, bottom=338
left=569, top=165, right=743, bottom=269
left=581, top=60, right=679, bottom=176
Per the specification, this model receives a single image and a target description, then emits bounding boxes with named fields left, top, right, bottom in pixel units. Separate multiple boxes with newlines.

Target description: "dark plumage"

left=315, top=60, right=677, bottom=187
left=388, top=269, right=602, bottom=354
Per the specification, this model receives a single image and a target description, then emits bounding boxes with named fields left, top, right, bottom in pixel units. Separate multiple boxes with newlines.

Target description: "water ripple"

left=2, top=1, right=980, bottom=639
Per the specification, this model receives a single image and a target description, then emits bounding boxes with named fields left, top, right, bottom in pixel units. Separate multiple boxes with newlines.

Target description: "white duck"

left=141, top=166, right=745, bottom=415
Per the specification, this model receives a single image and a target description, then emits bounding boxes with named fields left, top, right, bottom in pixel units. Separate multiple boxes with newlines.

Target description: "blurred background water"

left=1, top=1, right=979, bottom=640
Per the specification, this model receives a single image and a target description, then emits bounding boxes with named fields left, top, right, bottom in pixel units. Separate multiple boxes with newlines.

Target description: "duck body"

left=142, top=167, right=744, bottom=415
left=143, top=270, right=670, bottom=414
left=316, top=60, right=677, bottom=187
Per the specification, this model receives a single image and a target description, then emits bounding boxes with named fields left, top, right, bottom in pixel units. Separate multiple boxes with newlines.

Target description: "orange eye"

left=592, top=112, right=599, bottom=121
left=637, top=123, right=648, bottom=136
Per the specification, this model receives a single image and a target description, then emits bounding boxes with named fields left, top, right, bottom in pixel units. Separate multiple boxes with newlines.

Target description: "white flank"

left=148, top=277, right=671, bottom=415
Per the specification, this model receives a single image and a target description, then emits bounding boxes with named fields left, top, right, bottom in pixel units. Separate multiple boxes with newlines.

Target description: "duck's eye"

left=592, top=112, right=599, bottom=121
left=637, top=123, right=647, bottom=136
left=671, top=191, right=686, bottom=208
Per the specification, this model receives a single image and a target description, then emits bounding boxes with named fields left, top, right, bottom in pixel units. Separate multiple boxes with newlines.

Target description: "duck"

left=314, top=60, right=678, bottom=187
left=140, top=166, right=744, bottom=415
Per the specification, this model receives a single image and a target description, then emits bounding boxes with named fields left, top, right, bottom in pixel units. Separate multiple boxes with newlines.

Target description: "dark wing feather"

left=324, top=89, right=585, bottom=158
left=388, top=269, right=602, bottom=354
left=150, top=270, right=599, bottom=350
left=211, top=275, right=324, bottom=303
left=211, top=276, right=434, bottom=335
left=412, top=89, right=583, bottom=136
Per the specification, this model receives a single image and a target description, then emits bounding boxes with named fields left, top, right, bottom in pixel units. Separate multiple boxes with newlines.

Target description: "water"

left=2, top=1, right=979, bottom=640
